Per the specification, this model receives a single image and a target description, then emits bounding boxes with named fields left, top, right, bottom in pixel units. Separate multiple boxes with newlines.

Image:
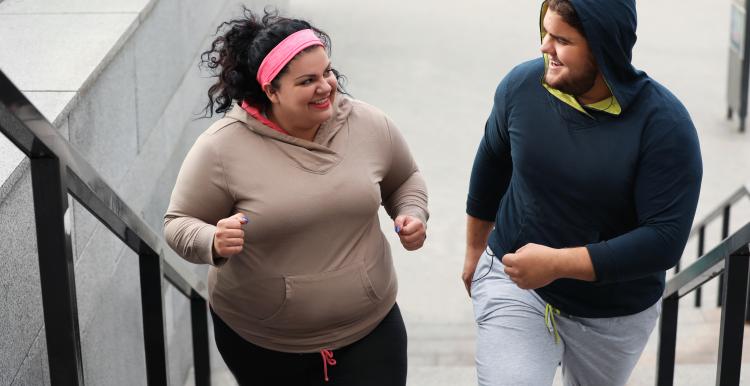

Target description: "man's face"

left=540, top=9, right=598, bottom=96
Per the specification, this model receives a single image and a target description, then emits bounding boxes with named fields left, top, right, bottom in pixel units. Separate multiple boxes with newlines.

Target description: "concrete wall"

left=0, top=161, right=48, bottom=386
left=0, top=1, right=286, bottom=384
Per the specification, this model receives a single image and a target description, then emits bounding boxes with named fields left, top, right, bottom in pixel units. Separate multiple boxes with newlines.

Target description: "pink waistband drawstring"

left=320, top=349, right=337, bottom=382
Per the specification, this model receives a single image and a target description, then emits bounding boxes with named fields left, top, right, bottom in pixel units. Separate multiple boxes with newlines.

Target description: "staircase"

left=0, top=0, right=286, bottom=384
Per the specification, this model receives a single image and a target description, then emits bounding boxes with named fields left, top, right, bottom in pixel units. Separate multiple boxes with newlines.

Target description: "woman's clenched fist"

left=213, top=212, right=248, bottom=258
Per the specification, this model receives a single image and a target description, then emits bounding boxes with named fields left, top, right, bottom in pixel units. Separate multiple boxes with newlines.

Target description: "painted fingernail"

left=241, top=216, right=249, bottom=224
left=395, top=226, right=401, bottom=233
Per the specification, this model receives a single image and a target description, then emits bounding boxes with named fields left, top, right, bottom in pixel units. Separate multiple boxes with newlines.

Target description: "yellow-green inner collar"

left=541, top=54, right=622, bottom=116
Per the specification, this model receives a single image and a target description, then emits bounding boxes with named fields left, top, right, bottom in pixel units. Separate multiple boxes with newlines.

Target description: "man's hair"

left=547, top=0, right=586, bottom=37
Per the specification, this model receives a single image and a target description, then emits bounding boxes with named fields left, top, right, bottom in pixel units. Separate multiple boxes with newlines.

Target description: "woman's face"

left=267, top=46, right=337, bottom=133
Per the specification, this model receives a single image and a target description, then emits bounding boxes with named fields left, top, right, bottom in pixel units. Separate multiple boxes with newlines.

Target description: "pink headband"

left=256, top=29, right=324, bottom=86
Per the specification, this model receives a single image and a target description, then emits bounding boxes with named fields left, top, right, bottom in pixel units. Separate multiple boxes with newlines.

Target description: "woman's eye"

left=301, top=79, right=313, bottom=85
left=323, top=69, right=332, bottom=77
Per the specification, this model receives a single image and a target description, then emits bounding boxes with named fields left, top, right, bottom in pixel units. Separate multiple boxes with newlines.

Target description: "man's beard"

left=546, top=55, right=598, bottom=97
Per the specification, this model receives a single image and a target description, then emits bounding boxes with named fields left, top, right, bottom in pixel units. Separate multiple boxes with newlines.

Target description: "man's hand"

left=502, top=243, right=561, bottom=289
left=463, top=215, right=495, bottom=297
left=462, top=254, right=481, bottom=295
left=503, top=243, right=596, bottom=289
left=394, top=215, right=426, bottom=251
left=213, top=213, right=248, bottom=258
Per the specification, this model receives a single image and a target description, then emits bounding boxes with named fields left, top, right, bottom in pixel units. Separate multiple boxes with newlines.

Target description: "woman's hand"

left=213, top=213, right=248, bottom=258
left=394, top=215, right=426, bottom=251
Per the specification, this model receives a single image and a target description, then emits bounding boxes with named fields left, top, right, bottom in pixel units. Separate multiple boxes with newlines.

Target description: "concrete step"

left=187, top=306, right=750, bottom=385
left=190, top=362, right=750, bottom=386
left=403, top=306, right=750, bottom=385
left=184, top=368, right=237, bottom=386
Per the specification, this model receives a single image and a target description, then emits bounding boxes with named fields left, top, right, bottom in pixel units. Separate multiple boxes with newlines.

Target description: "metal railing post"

left=718, top=206, right=732, bottom=307
left=715, top=244, right=749, bottom=386
left=695, top=226, right=705, bottom=307
left=30, top=157, right=84, bottom=386
left=655, top=294, right=679, bottom=386
left=191, top=293, right=211, bottom=386
left=139, top=248, right=170, bottom=385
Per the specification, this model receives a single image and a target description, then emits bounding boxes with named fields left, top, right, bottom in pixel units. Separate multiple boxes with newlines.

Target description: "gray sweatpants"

left=471, top=247, right=660, bottom=386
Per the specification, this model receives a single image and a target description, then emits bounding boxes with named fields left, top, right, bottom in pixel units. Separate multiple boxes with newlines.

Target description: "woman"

left=164, top=8, right=428, bottom=386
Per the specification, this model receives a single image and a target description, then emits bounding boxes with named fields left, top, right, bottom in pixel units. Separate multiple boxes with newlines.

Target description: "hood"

left=225, top=95, right=353, bottom=174
left=226, top=95, right=352, bottom=149
left=540, top=0, right=648, bottom=112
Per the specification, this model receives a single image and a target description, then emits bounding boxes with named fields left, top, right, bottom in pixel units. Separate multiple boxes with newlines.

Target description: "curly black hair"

left=200, top=7, right=347, bottom=117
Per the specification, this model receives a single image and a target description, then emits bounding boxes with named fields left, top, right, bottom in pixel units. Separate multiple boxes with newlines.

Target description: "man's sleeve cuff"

left=466, top=198, right=497, bottom=222
left=586, top=241, right=618, bottom=283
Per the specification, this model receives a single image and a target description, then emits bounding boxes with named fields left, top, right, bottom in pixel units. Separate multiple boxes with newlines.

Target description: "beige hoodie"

left=164, top=96, right=428, bottom=352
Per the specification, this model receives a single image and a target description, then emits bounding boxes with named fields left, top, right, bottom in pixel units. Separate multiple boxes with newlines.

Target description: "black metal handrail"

left=0, top=69, right=211, bottom=385
left=675, top=184, right=750, bottom=309
left=686, top=185, right=750, bottom=240
left=656, top=220, right=750, bottom=385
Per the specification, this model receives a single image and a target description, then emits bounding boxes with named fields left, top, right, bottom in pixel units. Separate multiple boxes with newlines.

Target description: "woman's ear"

left=263, top=84, right=279, bottom=104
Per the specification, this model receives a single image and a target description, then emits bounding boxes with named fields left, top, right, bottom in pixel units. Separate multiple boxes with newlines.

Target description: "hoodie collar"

left=226, top=95, right=352, bottom=152
left=225, top=96, right=353, bottom=174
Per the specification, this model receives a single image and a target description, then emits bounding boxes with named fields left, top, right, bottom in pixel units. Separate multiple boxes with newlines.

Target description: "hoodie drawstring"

left=320, top=349, right=337, bottom=382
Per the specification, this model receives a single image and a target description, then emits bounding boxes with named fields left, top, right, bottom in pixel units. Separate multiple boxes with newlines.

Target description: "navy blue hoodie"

left=467, top=0, right=702, bottom=317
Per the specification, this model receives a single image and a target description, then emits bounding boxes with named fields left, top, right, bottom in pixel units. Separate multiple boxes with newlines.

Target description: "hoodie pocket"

left=259, top=262, right=381, bottom=332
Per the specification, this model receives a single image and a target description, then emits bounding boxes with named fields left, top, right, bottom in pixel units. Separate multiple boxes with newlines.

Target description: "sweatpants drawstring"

left=320, top=349, right=337, bottom=382
left=544, top=303, right=561, bottom=344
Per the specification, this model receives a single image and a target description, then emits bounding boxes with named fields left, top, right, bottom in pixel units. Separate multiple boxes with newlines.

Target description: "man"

left=463, top=0, right=702, bottom=385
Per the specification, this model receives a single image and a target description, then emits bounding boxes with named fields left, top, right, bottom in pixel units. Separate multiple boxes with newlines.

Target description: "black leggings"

left=211, top=304, right=407, bottom=386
